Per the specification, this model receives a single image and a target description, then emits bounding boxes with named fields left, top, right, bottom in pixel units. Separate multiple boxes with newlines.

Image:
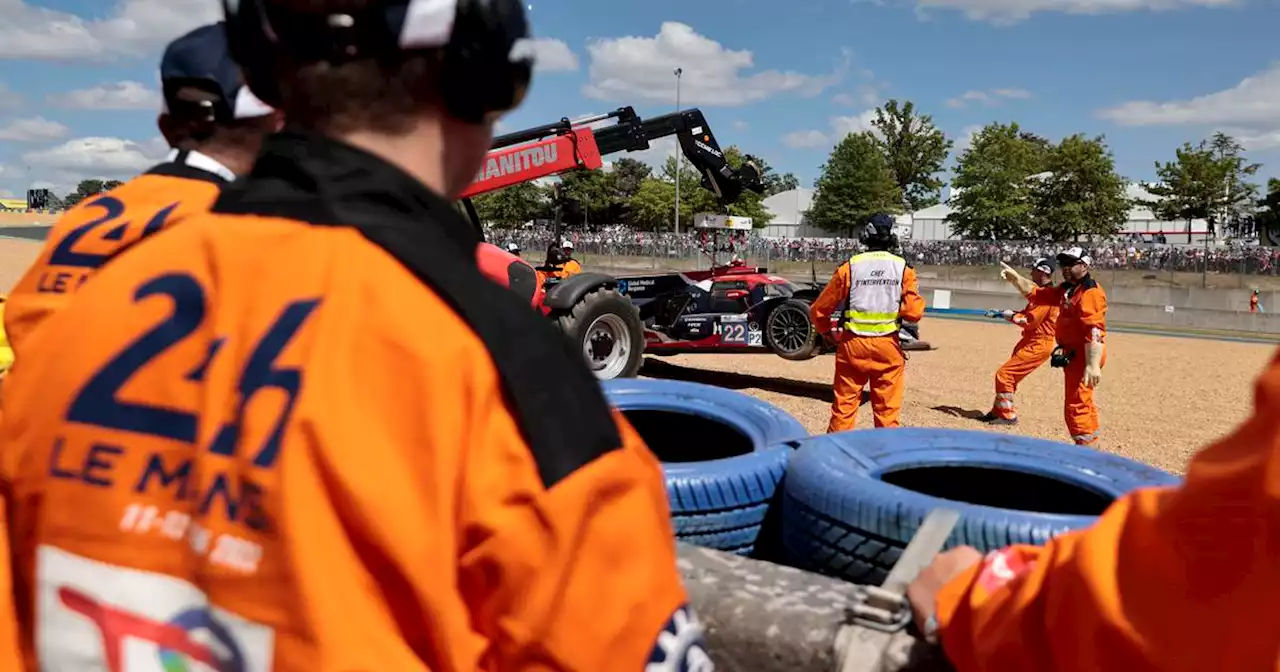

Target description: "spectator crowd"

left=488, top=225, right=1280, bottom=277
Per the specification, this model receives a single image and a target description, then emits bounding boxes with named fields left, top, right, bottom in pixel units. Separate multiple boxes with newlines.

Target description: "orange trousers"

left=989, top=337, right=1054, bottom=421
left=1063, top=344, right=1107, bottom=445
left=827, top=335, right=905, bottom=432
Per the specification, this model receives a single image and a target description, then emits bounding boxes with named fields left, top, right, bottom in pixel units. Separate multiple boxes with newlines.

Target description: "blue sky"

left=1, top=0, right=1277, bottom=200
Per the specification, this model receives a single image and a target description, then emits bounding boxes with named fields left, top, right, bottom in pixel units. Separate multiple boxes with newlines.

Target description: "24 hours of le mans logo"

left=59, top=586, right=247, bottom=672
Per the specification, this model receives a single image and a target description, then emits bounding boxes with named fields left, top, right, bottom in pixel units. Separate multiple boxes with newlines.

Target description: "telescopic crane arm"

left=460, top=106, right=764, bottom=206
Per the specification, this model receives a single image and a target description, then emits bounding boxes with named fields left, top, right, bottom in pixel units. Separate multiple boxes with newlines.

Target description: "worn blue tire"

left=781, top=428, right=1182, bottom=584
left=602, top=379, right=809, bottom=555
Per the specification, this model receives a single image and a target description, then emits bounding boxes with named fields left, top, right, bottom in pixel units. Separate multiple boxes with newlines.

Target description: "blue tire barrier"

left=780, top=428, right=1182, bottom=584
left=602, top=378, right=809, bottom=556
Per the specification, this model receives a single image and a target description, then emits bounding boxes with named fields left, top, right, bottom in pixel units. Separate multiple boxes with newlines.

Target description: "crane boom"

left=460, top=106, right=762, bottom=204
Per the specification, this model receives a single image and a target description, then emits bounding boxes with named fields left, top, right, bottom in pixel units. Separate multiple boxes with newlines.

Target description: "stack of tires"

left=601, top=379, right=807, bottom=556
left=602, top=379, right=1182, bottom=583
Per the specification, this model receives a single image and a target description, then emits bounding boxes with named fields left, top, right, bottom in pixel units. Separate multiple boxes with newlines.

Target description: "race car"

left=617, top=260, right=823, bottom=360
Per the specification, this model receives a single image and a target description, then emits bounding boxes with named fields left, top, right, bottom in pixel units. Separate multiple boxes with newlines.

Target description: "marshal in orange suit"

left=0, top=1, right=703, bottom=669
left=810, top=214, right=926, bottom=431
left=981, top=257, right=1060, bottom=425
left=1002, top=247, right=1108, bottom=445
left=907, top=344, right=1280, bottom=671
left=3, top=22, right=279, bottom=361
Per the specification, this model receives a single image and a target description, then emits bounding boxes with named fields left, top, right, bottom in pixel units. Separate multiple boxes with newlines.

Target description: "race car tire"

left=780, top=428, right=1181, bottom=584
left=602, top=379, right=809, bottom=555
left=765, top=299, right=821, bottom=361
left=554, top=287, right=645, bottom=381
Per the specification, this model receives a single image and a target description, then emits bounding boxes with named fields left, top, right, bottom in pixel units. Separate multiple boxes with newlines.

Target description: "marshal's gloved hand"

left=1083, top=341, right=1104, bottom=388
left=998, top=262, right=1036, bottom=297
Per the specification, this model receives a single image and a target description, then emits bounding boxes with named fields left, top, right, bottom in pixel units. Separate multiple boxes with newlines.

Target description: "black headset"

left=221, top=0, right=532, bottom=125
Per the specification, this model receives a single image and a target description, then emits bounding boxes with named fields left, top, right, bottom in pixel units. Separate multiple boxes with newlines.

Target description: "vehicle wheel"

left=780, top=428, right=1181, bottom=585
left=555, top=287, right=644, bottom=380
left=765, top=299, right=820, bottom=361
left=602, top=379, right=809, bottom=556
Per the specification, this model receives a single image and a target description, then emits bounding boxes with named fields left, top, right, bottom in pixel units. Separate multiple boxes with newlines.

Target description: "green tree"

left=628, top=177, right=676, bottom=230
left=471, top=182, right=547, bottom=228
left=610, top=157, right=651, bottom=201
left=1255, top=177, right=1280, bottom=243
left=869, top=99, right=952, bottom=211
left=1030, top=134, right=1130, bottom=241
left=1142, top=134, right=1259, bottom=243
left=558, top=168, right=616, bottom=225
left=62, top=178, right=109, bottom=208
left=807, top=132, right=902, bottom=236
left=753, top=156, right=800, bottom=196
left=947, top=122, right=1045, bottom=240
left=1205, top=132, right=1261, bottom=226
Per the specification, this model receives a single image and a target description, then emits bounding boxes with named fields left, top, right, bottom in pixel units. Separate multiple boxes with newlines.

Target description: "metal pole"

left=674, top=67, right=682, bottom=235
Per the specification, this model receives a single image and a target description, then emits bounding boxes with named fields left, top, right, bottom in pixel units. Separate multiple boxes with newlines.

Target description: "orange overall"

left=5, top=159, right=226, bottom=361
left=989, top=300, right=1059, bottom=421
left=1027, top=276, right=1107, bottom=445
left=810, top=253, right=926, bottom=431
left=936, top=346, right=1280, bottom=672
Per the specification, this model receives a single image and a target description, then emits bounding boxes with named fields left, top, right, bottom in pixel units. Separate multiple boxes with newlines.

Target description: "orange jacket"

left=1005, top=299, right=1059, bottom=345
left=0, top=132, right=690, bottom=670
left=810, top=260, right=926, bottom=337
left=5, top=162, right=225, bottom=360
left=1026, top=276, right=1106, bottom=348
left=936, top=346, right=1280, bottom=671
left=549, top=257, right=582, bottom=280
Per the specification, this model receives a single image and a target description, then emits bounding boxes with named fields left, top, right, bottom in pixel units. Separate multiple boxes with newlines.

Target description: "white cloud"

left=21, top=136, right=168, bottom=192
left=0, top=116, right=69, bottom=142
left=781, top=130, right=830, bottom=149
left=622, top=136, right=679, bottom=169
left=779, top=110, right=881, bottom=150
left=913, top=0, right=1236, bottom=24
left=0, top=0, right=220, bottom=60
left=832, top=109, right=879, bottom=138
left=731, top=120, right=748, bottom=132
left=955, top=124, right=984, bottom=152
left=48, top=81, right=160, bottom=110
left=516, top=37, right=580, bottom=72
left=583, top=22, right=846, bottom=106
left=832, top=93, right=856, bottom=106
left=1097, top=63, right=1280, bottom=152
left=945, top=88, right=1032, bottom=109
left=1098, top=63, right=1279, bottom=128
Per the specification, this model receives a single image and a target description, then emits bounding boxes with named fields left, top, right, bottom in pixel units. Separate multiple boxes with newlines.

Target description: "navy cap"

left=1031, top=257, right=1055, bottom=274
left=160, top=22, right=273, bottom=121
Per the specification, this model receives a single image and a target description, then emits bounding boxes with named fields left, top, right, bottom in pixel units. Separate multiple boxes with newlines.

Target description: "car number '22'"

left=65, top=271, right=321, bottom=468
left=718, top=317, right=748, bottom=345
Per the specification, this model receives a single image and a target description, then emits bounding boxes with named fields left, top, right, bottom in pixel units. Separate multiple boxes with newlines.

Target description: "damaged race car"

left=617, top=216, right=826, bottom=362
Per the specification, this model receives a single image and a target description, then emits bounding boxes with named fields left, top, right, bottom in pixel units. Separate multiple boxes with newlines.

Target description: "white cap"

left=561, top=239, right=574, bottom=249
left=1057, top=246, right=1091, bottom=267
left=505, top=242, right=520, bottom=253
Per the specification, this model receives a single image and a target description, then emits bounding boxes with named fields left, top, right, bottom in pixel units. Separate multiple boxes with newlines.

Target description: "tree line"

left=46, top=111, right=1280, bottom=243
left=472, top=147, right=797, bottom=231
left=806, top=99, right=1280, bottom=242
